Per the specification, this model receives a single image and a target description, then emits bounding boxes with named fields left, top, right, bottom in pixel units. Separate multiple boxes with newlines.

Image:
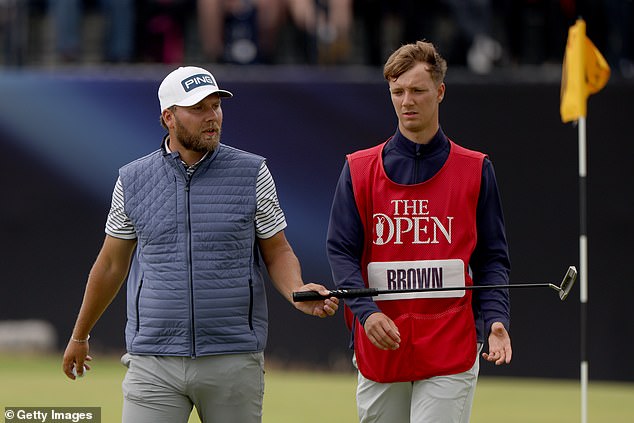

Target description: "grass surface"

left=1, top=353, right=633, bottom=422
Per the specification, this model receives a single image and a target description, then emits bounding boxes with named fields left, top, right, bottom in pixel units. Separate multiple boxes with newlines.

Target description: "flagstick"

left=561, top=17, right=608, bottom=423
left=578, top=116, right=588, bottom=423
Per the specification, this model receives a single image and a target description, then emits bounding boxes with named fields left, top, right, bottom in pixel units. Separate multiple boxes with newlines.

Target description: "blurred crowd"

left=1, top=0, right=632, bottom=76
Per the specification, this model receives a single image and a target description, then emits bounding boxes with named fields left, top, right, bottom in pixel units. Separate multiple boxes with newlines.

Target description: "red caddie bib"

left=347, top=139, right=485, bottom=383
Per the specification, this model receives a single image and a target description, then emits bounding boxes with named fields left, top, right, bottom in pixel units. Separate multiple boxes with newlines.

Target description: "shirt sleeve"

left=105, top=177, right=137, bottom=240
left=471, top=158, right=512, bottom=334
left=326, top=161, right=381, bottom=326
left=255, top=162, right=287, bottom=239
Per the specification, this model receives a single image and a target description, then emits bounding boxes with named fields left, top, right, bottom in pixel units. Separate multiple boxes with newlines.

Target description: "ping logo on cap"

left=181, top=74, right=217, bottom=92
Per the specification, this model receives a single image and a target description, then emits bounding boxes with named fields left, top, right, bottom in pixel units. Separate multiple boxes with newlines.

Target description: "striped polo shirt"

left=105, top=143, right=287, bottom=240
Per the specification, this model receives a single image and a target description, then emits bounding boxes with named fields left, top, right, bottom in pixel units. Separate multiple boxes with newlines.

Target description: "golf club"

left=294, top=265, right=577, bottom=302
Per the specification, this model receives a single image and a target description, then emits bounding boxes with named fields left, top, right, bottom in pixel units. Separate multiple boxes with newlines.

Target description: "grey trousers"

left=355, top=344, right=482, bottom=423
left=120, top=352, right=265, bottom=423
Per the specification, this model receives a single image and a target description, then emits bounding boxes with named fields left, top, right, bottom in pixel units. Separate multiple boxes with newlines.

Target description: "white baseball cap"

left=158, top=66, right=233, bottom=112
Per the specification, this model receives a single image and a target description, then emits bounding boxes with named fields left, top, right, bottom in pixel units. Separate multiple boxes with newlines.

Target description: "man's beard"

left=173, top=116, right=221, bottom=153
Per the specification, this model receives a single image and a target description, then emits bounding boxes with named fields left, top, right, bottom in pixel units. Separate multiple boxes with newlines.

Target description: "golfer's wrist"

left=70, top=334, right=90, bottom=343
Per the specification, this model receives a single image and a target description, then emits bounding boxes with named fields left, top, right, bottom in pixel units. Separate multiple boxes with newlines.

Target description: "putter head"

left=558, top=266, right=578, bottom=301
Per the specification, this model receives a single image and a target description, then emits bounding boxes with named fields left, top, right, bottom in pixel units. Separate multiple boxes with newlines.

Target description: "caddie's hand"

left=293, top=283, right=339, bottom=318
left=364, top=312, right=400, bottom=351
left=483, top=322, right=512, bottom=365
left=62, top=339, right=92, bottom=380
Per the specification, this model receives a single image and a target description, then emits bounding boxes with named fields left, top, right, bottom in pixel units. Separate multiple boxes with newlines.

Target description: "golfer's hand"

left=364, top=312, right=400, bottom=350
left=483, top=322, right=512, bottom=365
left=62, top=340, right=92, bottom=380
left=292, top=283, right=339, bottom=318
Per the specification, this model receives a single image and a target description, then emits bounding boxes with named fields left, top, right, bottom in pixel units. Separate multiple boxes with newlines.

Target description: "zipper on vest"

left=185, top=177, right=197, bottom=358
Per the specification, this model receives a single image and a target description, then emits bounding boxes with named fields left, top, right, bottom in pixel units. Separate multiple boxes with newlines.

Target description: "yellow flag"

left=560, top=19, right=611, bottom=123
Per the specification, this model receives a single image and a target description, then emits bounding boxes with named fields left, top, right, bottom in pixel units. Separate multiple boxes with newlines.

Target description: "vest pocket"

left=134, top=278, right=144, bottom=333
left=248, top=278, right=254, bottom=331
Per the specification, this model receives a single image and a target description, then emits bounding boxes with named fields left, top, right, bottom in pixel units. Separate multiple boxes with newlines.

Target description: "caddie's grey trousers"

left=354, top=344, right=482, bottom=423
left=120, top=352, right=264, bottom=423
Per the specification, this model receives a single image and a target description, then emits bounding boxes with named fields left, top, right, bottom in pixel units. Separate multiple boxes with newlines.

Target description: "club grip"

left=293, top=291, right=328, bottom=302
left=292, top=288, right=379, bottom=302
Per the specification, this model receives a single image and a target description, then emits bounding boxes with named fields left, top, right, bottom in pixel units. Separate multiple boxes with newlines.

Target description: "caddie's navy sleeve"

left=326, top=161, right=381, bottom=326
left=471, top=158, right=512, bottom=336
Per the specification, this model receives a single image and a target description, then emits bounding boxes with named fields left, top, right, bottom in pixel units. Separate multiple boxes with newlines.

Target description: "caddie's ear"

left=437, top=82, right=445, bottom=103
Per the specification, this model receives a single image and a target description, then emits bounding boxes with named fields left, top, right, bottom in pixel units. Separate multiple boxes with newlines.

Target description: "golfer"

left=326, top=41, right=512, bottom=422
left=62, top=66, right=338, bottom=423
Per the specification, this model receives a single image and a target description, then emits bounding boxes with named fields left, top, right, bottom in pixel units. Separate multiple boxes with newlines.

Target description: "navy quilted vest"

left=120, top=143, right=268, bottom=357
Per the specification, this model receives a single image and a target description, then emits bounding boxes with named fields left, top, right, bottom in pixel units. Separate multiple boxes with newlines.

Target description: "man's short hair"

left=383, top=40, right=448, bottom=86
